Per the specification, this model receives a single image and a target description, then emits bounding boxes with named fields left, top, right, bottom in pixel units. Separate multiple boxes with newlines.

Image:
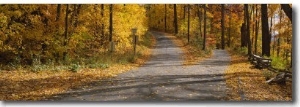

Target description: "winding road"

left=48, top=31, right=231, bottom=101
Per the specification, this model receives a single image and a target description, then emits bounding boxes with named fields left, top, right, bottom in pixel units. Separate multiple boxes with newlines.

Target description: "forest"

left=0, top=4, right=292, bottom=69
left=148, top=4, right=292, bottom=68
left=0, top=4, right=293, bottom=101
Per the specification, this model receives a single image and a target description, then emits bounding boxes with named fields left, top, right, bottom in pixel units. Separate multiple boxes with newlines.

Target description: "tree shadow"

left=44, top=72, right=264, bottom=101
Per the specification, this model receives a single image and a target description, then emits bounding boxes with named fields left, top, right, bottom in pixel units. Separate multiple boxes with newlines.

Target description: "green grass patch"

left=270, top=56, right=289, bottom=70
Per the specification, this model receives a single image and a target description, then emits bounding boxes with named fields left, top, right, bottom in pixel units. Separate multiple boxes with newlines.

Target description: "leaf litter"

left=225, top=50, right=292, bottom=101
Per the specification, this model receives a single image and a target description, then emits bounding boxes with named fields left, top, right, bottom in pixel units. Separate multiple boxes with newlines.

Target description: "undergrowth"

left=0, top=31, right=155, bottom=101
left=225, top=49, right=292, bottom=101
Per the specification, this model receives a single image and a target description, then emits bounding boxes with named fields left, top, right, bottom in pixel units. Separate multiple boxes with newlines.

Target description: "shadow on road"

left=46, top=72, right=262, bottom=101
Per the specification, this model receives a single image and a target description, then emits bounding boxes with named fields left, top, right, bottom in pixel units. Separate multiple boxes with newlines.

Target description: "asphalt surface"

left=47, top=31, right=231, bottom=101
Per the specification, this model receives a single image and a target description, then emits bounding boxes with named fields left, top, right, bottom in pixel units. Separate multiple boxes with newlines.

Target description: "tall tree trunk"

left=198, top=4, right=202, bottom=38
left=109, top=4, right=113, bottom=42
left=243, top=4, right=247, bottom=48
left=74, top=4, right=81, bottom=28
left=187, top=5, right=190, bottom=43
left=254, top=4, right=259, bottom=54
left=174, top=4, right=178, bottom=34
left=241, top=23, right=246, bottom=47
left=210, top=5, right=213, bottom=34
left=165, top=4, right=167, bottom=32
left=63, top=4, right=69, bottom=61
left=261, top=4, right=271, bottom=57
left=280, top=4, right=292, bottom=23
left=56, top=4, right=61, bottom=22
left=202, top=4, right=207, bottom=50
left=221, top=4, right=225, bottom=49
left=280, top=4, right=293, bottom=67
left=54, top=4, right=61, bottom=62
left=270, top=15, right=272, bottom=35
left=245, top=4, right=251, bottom=55
left=227, top=5, right=231, bottom=47
left=252, top=5, right=255, bottom=51
left=109, top=4, right=113, bottom=53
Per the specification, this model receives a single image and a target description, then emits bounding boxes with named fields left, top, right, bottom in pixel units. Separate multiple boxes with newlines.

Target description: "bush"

left=270, top=56, right=288, bottom=70
left=128, top=55, right=137, bottom=63
left=69, top=63, right=80, bottom=72
left=88, top=63, right=110, bottom=69
left=262, top=70, right=274, bottom=80
left=237, top=47, right=248, bottom=55
left=31, top=65, right=47, bottom=72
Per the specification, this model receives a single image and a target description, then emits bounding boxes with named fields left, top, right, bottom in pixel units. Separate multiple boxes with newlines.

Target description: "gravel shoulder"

left=48, top=31, right=231, bottom=101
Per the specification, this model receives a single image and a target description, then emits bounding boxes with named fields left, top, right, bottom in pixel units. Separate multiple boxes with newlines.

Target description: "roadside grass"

left=225, top=48, right=292, bottom=101
left=0, top=32, right=156, bottom=101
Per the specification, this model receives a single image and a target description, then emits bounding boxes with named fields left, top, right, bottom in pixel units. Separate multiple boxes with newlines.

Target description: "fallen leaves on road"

left=164, top=33, right=212, bottom=65
left=225, top=50, right=292, bottom=101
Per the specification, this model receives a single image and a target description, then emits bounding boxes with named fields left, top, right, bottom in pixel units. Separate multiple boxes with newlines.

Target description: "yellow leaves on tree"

left=113, top=4, right=148, bottom=51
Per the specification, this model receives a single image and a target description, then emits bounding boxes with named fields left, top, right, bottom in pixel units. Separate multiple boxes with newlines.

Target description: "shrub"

left=262, top=70, right=274, bottom=80
left=69, top=63, right=80, bottom=72
left=270, top=56, right=288, bottom=70
left=237, top=47, right=248, bottom=55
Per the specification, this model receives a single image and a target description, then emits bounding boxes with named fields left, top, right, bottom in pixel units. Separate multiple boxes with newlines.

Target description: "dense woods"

left=148, top=4, right=292, bottom=69
left=0, top=4, right=293, bottom=101
left=0, top=4, right=292, bottom=71
left=0, top=4, right=148, bottom=69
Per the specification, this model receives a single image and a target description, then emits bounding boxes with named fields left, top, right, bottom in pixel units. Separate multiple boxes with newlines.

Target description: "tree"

left=254, top=4, right=259, bottom=54
left=101, top=4, right=105, bottom=38
left=280, top=4, right=292, bottom=68
left=56, top=4, right=61, bottom=22
left=174, top=4, right=178, bottom=34
left=0, top=4, right=149, bottom=65
left=187, top=5, right=190, bottom=43
left=202, top=4, right=207, bottom=50
left=63, top=4, right=69, bottom=61
left=109, top=4, right=113, bottom=52
left=241, top=23, right=246, bottom=47
left=261, top=4, right=271, bottom=57
left=227, top=5, right=231, bottom=47
left=251, top=5, right=255, bottom=52
left=197, top=4, right=203, bottom=38
left=221, top=4, right=225, bottom=49
left=209, top=5, right=214, bottom=34
left=54, top=4, right=61, bottom=62
left=165, top=4, right=167, bottom=32
left=280, top=4, right=292, bottom=23
left=245, top=4, right=251, bottom=55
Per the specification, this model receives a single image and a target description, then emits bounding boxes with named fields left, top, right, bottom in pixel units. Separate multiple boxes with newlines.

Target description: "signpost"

left=109, top=41, right=114, bottom=53
left=131, top=28, right=138, bottom=56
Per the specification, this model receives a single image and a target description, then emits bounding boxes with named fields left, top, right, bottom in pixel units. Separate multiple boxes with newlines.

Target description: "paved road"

left=48, top=31, right=231, bottom=101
